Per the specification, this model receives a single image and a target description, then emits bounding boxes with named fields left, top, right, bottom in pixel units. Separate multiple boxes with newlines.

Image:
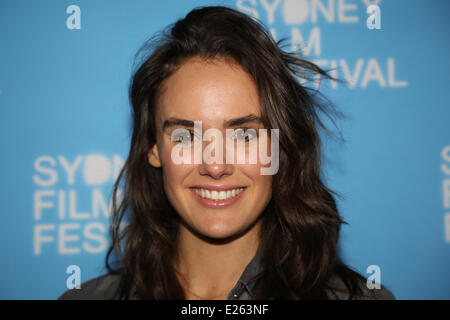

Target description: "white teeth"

left=193, top=187, right=244, bottom=201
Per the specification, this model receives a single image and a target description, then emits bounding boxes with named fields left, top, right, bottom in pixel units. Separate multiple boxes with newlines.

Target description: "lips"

left=189, top=185, right=247, bottom=208
left=190, top=184, right=246, bottom=191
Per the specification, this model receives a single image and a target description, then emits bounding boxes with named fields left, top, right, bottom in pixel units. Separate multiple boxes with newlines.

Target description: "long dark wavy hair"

left=106, top=5, right=367, bottom=299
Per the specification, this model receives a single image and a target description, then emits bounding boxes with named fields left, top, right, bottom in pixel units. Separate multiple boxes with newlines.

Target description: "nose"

left=197, top=136, right=234, bottom=179
left=198, top=161, right=234, bottom=179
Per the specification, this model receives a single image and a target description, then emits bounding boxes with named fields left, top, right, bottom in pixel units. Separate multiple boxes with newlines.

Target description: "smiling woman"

left=59, top=5, right=394, bottom=300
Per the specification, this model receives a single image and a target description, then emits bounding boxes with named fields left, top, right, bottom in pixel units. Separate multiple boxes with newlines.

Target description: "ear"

left=148, top=143, right=162, bottom=168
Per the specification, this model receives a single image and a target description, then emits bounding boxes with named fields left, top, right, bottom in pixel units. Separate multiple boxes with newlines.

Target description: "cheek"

left=239, top=163, right=272, bottom=191
left=160, top=147, right=190, bottom=195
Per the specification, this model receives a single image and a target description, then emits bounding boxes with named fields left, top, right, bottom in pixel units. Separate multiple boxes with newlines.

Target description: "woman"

left=60, top=5, right=394, bottom=300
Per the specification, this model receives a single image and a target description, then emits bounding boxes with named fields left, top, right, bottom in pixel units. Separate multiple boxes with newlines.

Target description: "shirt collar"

left=130, top=243, right=265, bottom=300
left=227, top=243, right=264, bottom=300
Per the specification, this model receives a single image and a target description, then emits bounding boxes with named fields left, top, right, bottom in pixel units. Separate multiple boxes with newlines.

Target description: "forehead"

left=156, top=57, right=261, bottom=126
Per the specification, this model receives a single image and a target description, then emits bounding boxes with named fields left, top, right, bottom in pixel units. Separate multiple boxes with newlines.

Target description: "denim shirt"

left=58, top=246, right=395, bottom=300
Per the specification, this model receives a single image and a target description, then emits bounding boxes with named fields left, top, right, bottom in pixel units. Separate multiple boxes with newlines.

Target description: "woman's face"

left=148, top=57, right=273, bottom=240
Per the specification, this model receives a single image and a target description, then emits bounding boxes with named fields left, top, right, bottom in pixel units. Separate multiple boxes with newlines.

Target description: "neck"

left=175, top=220, right=261, bottom=300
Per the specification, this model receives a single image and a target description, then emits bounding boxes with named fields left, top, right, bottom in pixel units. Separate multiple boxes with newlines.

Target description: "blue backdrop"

left=1, top=0, right=449, bottom=299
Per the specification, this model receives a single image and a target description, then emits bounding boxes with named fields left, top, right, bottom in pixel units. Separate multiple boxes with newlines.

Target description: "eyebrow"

left=162, top=114, right=263, bottom=131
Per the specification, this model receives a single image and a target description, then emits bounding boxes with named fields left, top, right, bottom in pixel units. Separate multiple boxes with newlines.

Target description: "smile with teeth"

left=193, top=188, right=245, bottom=201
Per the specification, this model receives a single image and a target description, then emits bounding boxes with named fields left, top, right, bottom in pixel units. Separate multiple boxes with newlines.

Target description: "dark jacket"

left=59, top=247, right=395, bottom=300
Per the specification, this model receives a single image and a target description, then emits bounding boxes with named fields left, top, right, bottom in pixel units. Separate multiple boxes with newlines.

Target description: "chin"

left=197, top=223, right=247, bottom=241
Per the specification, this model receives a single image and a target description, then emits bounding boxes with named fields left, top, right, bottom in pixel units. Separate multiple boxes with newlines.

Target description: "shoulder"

left=327, top=274, right=396, bottom=300
left=58, top=273, right=124, bottom=300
